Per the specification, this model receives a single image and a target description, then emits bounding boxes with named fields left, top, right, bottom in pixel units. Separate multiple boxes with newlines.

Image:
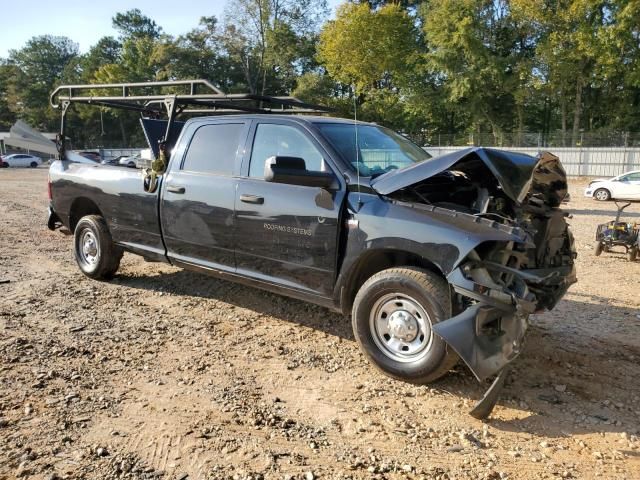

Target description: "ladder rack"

left=50, top=79, right=332, bottom=156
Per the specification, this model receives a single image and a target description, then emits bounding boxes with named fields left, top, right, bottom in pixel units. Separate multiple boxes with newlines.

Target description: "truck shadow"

left=114, top=270, right=639, bottom=438
left=113, top=268, right=354, bottom=340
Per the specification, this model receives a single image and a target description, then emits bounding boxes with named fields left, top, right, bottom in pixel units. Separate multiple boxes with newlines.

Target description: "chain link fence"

left=421, top=131, right=640, bottom=148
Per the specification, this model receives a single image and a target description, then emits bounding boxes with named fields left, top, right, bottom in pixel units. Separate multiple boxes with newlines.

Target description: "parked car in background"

left=78, top=151, right=101, bottom=162
left=0, top=156, right=7, bottom=168
left=584, top=170, right=640, bottom=201
left=101, top=155, right=127, bottom=166
left=118, top=153, right=141, bottom=168
left=0, top=153, right=42, bottom=168
left=65, top=151, right=101, bottom=164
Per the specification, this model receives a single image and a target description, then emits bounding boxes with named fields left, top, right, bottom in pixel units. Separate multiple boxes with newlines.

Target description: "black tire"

left=594, top=188, right=611, bottom=201
left=73, top=215, right=123, bottom=280
left=30, top=161, right=38, bottom=168
left=627, top=247, right=637, bottom=262
left=352, top=267, right=458, bottom=384
left=594, top=242, right=604, bottom=256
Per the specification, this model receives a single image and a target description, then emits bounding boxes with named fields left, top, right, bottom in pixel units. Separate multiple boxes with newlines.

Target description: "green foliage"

left=112, top=9, right=161, bottom=39
left=318, top=3, right=418, bottom=93
left=1, top=1, right=639, bottom=149
left=5, top=35, right=79, bottom=130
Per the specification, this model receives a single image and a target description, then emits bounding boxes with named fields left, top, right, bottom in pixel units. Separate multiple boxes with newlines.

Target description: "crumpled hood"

left=371, top=147, right=565, bottom=205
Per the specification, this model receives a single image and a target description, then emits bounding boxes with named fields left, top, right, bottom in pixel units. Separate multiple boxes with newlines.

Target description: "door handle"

left=240, top=194, right=264, bottom=205
left=167, top=185, right=186, bottom=194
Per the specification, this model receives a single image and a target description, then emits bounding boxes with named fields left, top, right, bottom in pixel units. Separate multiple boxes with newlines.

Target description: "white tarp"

left=3, top=120, right=59, bottom=156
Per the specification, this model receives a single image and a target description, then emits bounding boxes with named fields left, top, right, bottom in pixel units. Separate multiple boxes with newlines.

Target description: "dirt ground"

left=1, top=167, right=639, bottom=480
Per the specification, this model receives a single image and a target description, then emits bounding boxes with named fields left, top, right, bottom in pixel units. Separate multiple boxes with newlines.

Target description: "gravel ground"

left=1, top=167, right=639, bottom=480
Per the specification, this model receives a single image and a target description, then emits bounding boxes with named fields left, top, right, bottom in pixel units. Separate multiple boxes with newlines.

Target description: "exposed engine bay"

left=384, top=150, right=576, bottom=312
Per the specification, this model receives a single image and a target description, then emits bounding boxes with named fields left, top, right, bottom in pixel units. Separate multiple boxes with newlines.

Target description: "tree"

left=0, top=62, right=18, bottom=130
left=511, top=0, right=613, bottom=145
left=318, top=3, right=418, bottom=93
left=113, top=9, right=161, bottom=39
left=222, top=0, right=329, bottom=94
left=80, top=37, right=122, bottom=81
left=6, top=35, right=79, bottom=130
left=422, top=0, right=535, bottom=143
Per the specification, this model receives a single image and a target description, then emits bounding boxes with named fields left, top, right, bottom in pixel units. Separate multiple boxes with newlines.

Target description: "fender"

left=334, top=193, right=531, bottom=309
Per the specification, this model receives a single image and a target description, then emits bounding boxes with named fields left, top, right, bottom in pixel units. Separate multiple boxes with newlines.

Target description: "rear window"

left=182, top=123, right=244, bottom=175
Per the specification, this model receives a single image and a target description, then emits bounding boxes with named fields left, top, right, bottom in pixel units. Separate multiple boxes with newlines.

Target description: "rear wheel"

left=352, top=267, right=458, bottom=384
left=30, top=161, right=38, bottom=168
left=73, top=215, right=123, bottom=280
left=594, top=188, right=611, bottom=201
left=594, top=242, right=604, bottom=256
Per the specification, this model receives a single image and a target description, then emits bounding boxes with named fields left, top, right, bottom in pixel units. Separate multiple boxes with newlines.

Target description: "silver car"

left=0, top=153, right=42, bottom=168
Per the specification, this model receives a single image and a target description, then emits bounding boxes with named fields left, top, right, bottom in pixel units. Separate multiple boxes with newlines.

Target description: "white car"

left=118, top=154, right=140, bottom=168
left=1, top=153, right=42, bottom=168
left=584, top=170, right=640, bottom=201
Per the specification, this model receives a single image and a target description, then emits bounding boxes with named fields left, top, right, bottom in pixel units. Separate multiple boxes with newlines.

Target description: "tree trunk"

left=560, top=96, right=567, bottom=147
left=516, top=102, right=524, bottom=147
left=572, top=76, right=583, bottom=146
left=119, top=117, right=127, bottom=146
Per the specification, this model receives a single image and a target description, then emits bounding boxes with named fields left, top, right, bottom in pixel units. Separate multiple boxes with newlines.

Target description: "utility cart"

left=594, top=201, right=640, bottom=261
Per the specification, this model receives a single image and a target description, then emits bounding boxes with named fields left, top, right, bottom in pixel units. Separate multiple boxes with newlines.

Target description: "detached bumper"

left=47, top=205, right=62, bottom=231
left=434, top=263, right=576, bottom=381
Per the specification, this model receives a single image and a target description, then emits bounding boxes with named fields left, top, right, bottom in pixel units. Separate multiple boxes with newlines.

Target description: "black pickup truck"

left=47, top=83, right=576, bottom=416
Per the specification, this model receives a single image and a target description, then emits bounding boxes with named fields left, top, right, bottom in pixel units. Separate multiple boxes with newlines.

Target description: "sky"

left=0, top=0, right=343, bottom=58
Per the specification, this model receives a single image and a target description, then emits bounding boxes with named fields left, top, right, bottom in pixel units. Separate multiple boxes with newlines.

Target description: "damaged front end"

left=374, top=148, right=577, bottom=416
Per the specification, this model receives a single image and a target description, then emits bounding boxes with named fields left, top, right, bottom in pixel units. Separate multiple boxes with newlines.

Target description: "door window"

left=182, top=123, right=244, bottom=175
left=249, top=123, right=324, bottom=178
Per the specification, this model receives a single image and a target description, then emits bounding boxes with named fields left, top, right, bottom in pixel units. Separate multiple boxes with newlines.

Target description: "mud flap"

left=432, top=304, right=527, bottom=382
left=469, top=366, right=510, bottom=420
left=47, top=206, right=62, bottom=231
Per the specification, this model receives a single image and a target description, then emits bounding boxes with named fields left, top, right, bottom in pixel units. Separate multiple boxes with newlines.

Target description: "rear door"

left=160, top=119, right=250, bottom=271
left=234, top=120, right=346, bottom=297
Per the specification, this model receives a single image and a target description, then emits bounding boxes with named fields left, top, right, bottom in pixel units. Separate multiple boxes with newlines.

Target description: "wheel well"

left=69, top=197, right=103, bottom=231
left=342, top=249, right=444, bottom=313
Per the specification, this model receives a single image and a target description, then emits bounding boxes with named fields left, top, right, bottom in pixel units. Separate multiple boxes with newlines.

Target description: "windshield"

left=317, top=123, right=431, bottom=177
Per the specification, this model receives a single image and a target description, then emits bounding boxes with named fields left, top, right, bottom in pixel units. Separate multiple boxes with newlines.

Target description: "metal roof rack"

left=50, top=79, right=332, bottom=156
left=50, top=79, right=331, bottom=115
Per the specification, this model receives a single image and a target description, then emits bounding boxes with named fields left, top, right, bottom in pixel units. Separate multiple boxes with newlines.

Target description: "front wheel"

left=30, top=161, right=38, bottom=168
left=594, top=242, right=604, bottom=256
left=352, top=267, right=458, bottom=384
left=74, top=215, right=123, bottom=280
left=594, top=188, right=611, bottom=201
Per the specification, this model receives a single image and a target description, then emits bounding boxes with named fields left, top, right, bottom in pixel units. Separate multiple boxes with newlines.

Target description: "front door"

left=614, top=172, right=640, bottom=199
left=161, top=120, right=249, bottom=271
left=234, top=121, right=345, bottom=296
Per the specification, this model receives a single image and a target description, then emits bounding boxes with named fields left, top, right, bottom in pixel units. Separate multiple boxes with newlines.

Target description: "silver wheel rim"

left=369, top=293, right=433, bottom=363
left=79, top=230, right=99, bottom=266
left=595, top=190, right=608, bottom=201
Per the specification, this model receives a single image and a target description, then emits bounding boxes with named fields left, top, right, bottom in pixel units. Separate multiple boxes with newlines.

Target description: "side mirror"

left=264, top=156, right=335, bottom=189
